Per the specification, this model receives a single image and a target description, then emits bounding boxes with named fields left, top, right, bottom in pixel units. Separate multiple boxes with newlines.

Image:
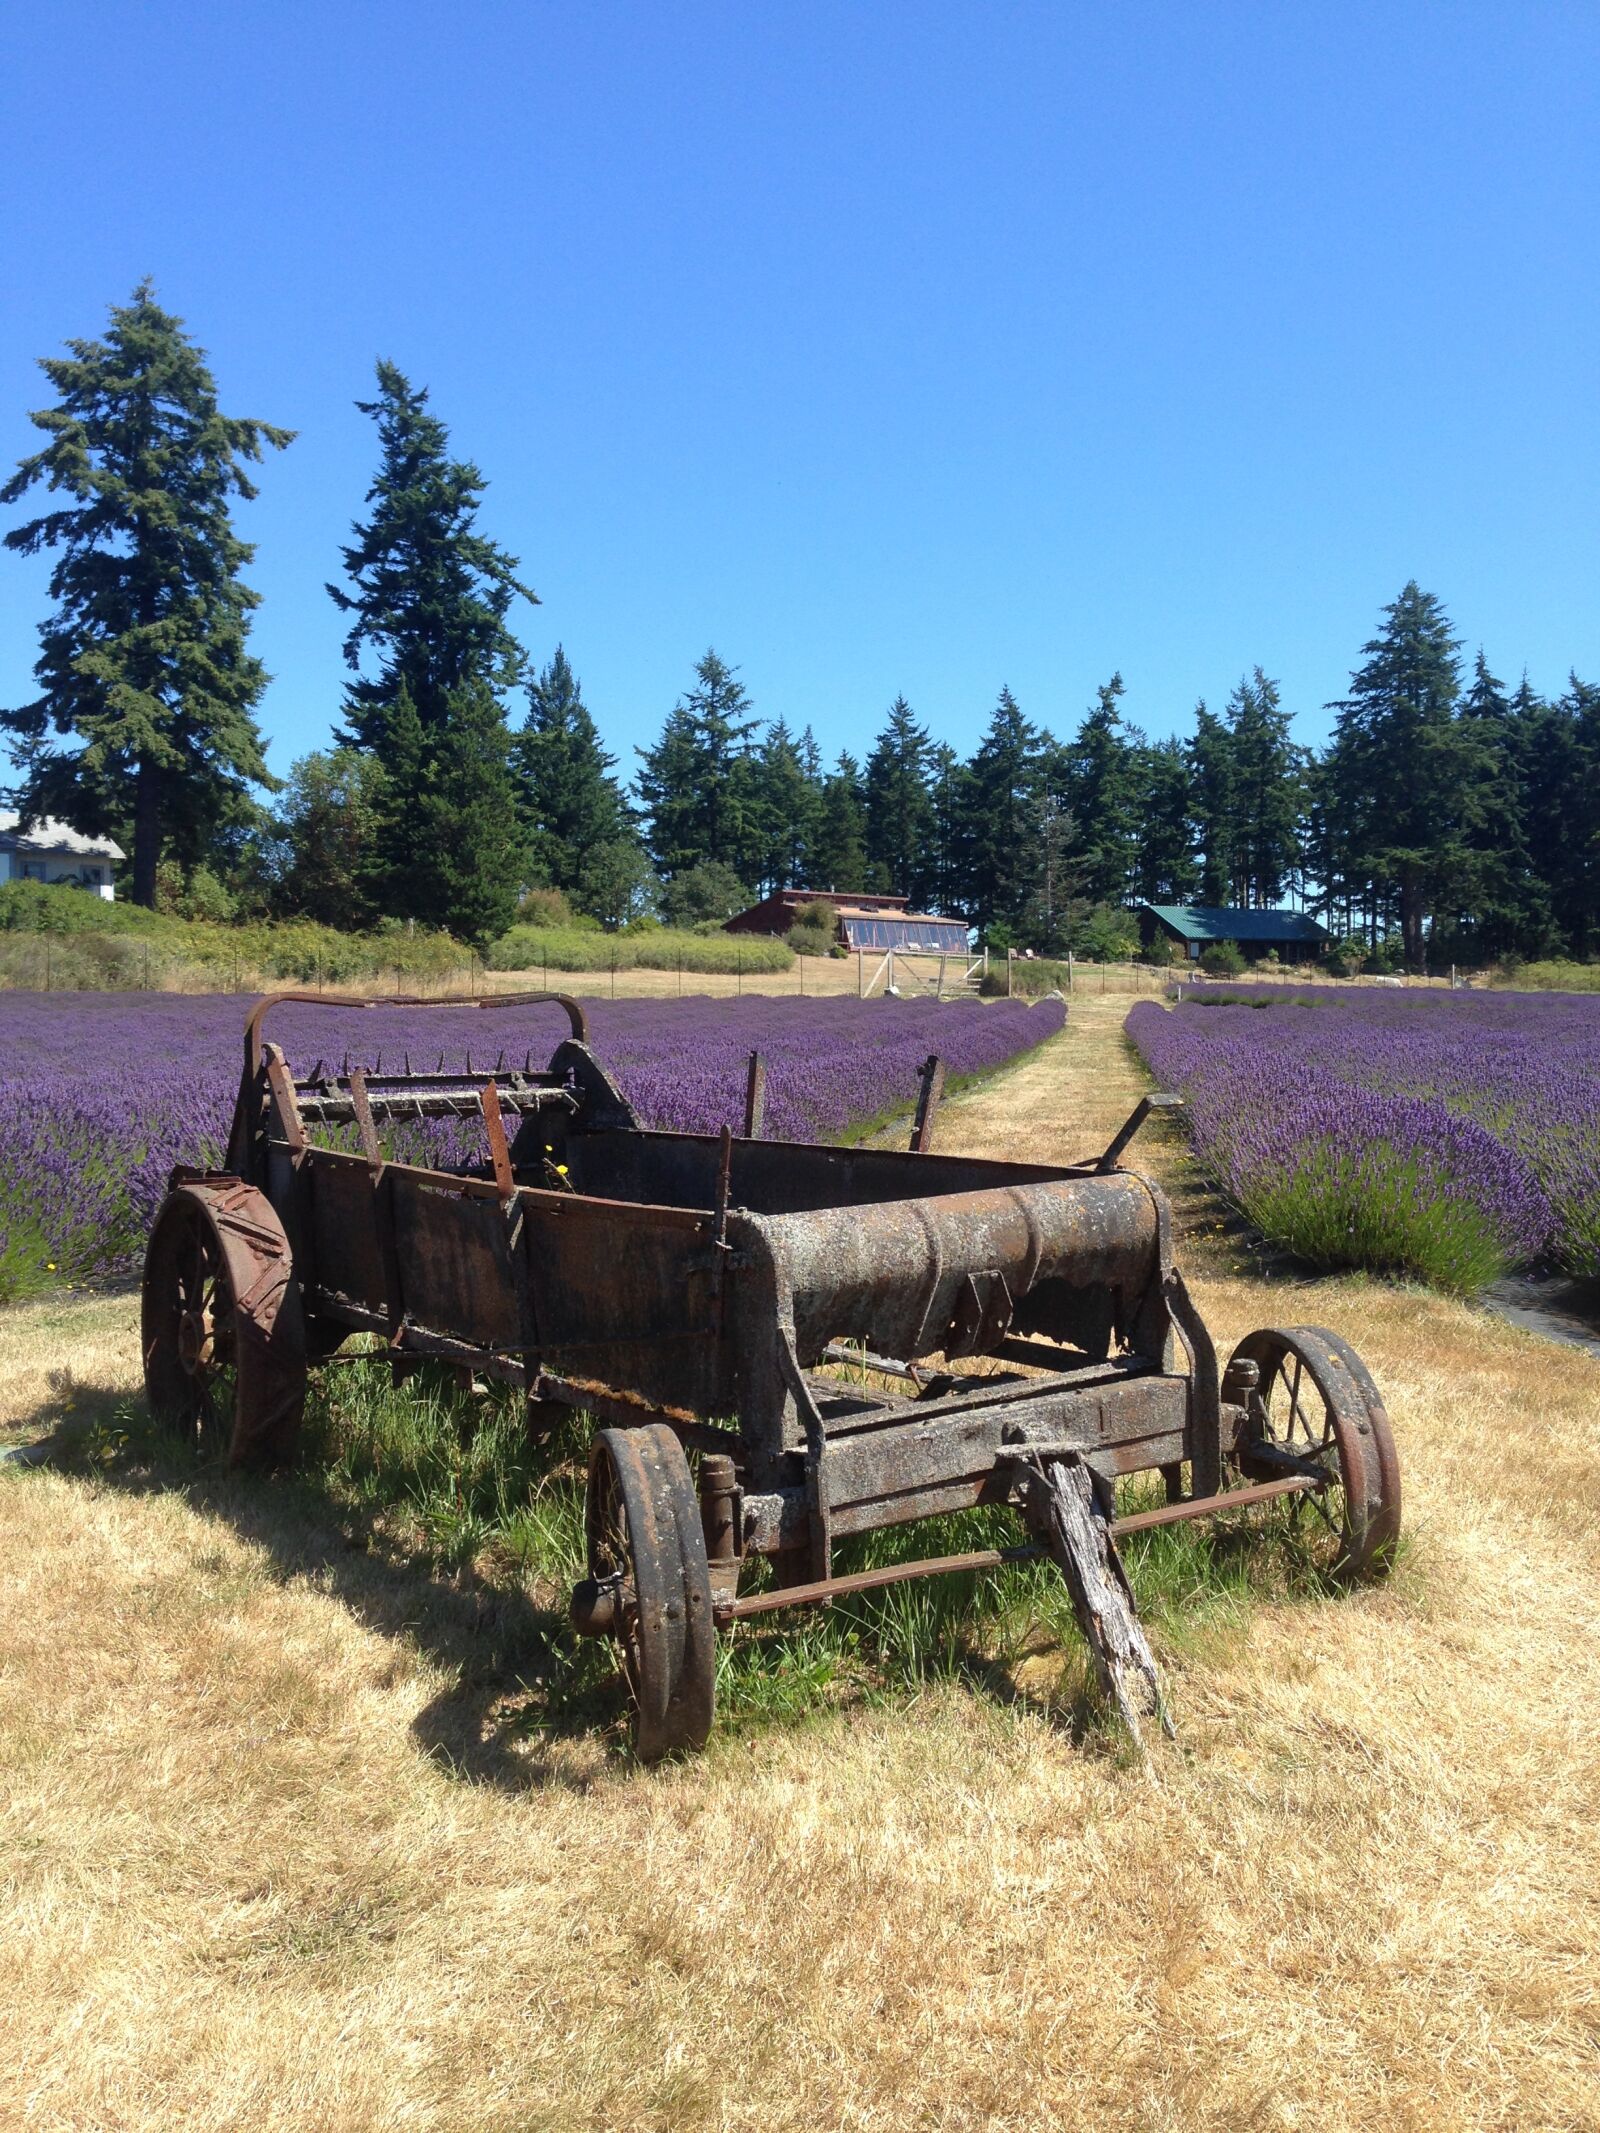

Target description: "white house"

left=0, top=812, right=122, bottom=899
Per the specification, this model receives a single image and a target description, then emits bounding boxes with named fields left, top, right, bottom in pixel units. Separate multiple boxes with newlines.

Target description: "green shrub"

left=485, top=925, right=793, bottom=975
left=0, top=881, right=468, bottom=990
left=786, top=899, right=838, bottom=956
left=1071, top=904, right=1139, bottom=963
left=1323, top=937, right=1362, bottom=978
left=514, top=885, right=598, bottom=931
left=1199, top=941, right=1247, bottom=977
left=979, top=956, right=1073, bottom=998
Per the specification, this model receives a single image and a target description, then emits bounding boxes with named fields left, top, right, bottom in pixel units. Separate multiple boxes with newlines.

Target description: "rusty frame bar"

left=719, top=1472, right=1323, bottom=1623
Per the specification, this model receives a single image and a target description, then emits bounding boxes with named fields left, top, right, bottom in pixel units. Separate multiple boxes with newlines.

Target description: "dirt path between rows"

left=3, top=999, right=1598, bottom=2132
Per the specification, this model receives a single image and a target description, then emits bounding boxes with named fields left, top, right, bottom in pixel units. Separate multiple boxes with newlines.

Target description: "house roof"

left=772, top=887, right=909, bottom=911
left=1141, top=904, right=1328, bottom=943
left=0, top=812, right=123, bottom=860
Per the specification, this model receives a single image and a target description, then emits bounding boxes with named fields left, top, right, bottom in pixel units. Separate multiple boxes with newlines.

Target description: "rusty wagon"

left=142, top=993, right=1402, bottom=1757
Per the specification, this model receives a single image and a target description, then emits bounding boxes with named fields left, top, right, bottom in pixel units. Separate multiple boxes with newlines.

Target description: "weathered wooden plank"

left=1023, top=1454, right=1172, bottom=1748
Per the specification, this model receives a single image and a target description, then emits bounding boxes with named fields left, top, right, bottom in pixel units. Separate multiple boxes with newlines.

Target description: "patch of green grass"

left=286, top=1358, right=1346, bottom=1746
left=63, top=1354, right=1371, bottom=1753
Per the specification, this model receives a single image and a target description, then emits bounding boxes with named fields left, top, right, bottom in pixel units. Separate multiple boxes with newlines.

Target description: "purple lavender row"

left=0, top=992, right=1065, bottom=1298
left=1125, top=984, right=1600, bottom=1289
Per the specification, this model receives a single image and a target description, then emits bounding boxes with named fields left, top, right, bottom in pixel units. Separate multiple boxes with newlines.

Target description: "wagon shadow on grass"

left=8, top=1358, right=1365, bottom=1782
left=7, top=1370, right=623, bottom=1794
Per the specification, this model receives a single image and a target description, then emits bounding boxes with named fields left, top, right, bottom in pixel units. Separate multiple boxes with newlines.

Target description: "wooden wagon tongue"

left=998, top=1443, right=1172, bottom=1746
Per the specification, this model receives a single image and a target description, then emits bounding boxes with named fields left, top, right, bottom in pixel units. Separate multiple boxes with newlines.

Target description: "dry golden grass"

left=3, top=997, right=1599, bottom=2130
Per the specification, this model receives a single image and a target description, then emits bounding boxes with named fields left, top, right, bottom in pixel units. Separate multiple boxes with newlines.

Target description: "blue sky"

left=2, top=2, right=1596, bottom=783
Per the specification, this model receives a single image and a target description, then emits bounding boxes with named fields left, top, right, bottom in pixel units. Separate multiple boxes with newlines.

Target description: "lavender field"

left=0, top=990, right=1064, bottom=1301
left=1127, top=985, right=1600, bottom=1292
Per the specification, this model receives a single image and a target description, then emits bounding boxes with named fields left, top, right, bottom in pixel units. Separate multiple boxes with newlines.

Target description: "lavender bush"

left=1127, top=985, right=1600, bottom=1291
left=0, top=991, right=1063, bottom=1300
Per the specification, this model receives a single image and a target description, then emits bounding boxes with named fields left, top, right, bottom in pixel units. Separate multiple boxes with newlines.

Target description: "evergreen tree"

left=1, top=284, right=292, bottom=905
left=810, top=753, right=869, bottom=892
left=1186, top=702, right=1235, bottom=906
left=331, top=362, right=536, bottom=748
left=1325, top=583, right=1491, bottom=966
left=925, top=741, right=967, bottom=916
left=957, top=686, right=1043, bottom=932
left=1440, top=653, right=1551, bottom=959
left=752, top=715, right=821, bottom=891
left=1225, top=669, right=1303, bottom=905
left=1534, top=675, right=1600, bottom=957
left=863, top=695, right=935, bottom=900
left=635, top=650, right=761, bottom=879
left=1058, top=675, right=1142, bottom=908
left=515, top=645, right=633, bottom=898
left=1133, top=736, right=1198, bottom=903
left=407, top=677, right=530, bottom=947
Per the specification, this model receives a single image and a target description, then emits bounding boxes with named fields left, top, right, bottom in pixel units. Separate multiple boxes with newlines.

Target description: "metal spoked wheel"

left=142, top=1181, right=307, bottom=1467
left=583, top=1425, right=715, bottom=1762
left=1227, top=1325, right=1401, bottom=1581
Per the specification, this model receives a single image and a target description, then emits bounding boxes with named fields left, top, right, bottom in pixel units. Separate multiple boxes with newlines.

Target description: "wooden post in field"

left=1007, top=949, right=1014, bottom=998
left=938, top=952, right=947, bottom=998
left=857, top=948, right=864, bottom=997
left=1067, top=950, right=1073, bottom=991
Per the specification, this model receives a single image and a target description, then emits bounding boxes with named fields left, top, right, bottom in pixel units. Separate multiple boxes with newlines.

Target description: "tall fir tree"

left=2, top=283, right=292, bottom=904
left=1442, top=652, right=1550, bottom=959
left=753, top=715, right=821, bottom=891
left=1132, top=736, right=1198, bottom=904
left=635, top=650, right=761, bottom=880
left=810, top=753, right=869, bottom=892
left=1057, top=674, right=1142, bottom=909
left=1186, top=702, right=1235, bottom=906
left=1325, top=583, right=1491, bottom=966
left=515, top=645, right=633, bottom=899
left=1225, top=669, right=1303, bottom=905
left=1538, top=675, right=1600, bottom=957
left=331, top=362, right=536, bottom=747
left=330, top=363, right=534, bottom=935
left=957, top=686, right=1043, bottom=931
left=408, top=677, right=531, bottom=947
left=924, top=741, right=967, bottom=917
left=863, top=695, right=935, bottom=900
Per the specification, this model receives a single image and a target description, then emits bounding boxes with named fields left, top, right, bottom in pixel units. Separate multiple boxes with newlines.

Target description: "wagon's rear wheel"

left=1226, top=1325, right=1400, bottom=1580
left=583, top=1425, right=715, bottom=1762
left=142, top=1182, right=307, bottom=1467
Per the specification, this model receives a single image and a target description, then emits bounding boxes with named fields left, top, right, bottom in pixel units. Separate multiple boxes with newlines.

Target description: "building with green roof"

left=1138, top=904, right=1328, bottom=961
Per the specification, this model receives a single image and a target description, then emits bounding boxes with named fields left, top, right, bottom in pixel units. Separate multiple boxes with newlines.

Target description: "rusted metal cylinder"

left=757, top=1172, right=1161, bottom=1366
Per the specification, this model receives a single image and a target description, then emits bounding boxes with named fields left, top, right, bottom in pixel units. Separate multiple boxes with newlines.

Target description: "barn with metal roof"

left=1139, top=904, right=1328, bottom=960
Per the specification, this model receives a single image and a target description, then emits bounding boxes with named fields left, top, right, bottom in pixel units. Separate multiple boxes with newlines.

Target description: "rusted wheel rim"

left=584, top=1425, right=715, bottom=1762
left=1227, top=1325, right=1400, bottom=1581
left=144, top=1194, right=238, bottom=1453
left=142, top=1182, right=307, bottom=1467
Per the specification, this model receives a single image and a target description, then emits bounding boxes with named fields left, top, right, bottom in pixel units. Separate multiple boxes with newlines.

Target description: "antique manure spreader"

left=143, top=993, right=1401, bottom=1758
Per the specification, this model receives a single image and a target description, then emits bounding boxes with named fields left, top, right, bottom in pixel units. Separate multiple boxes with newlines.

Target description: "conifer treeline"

left=6, top=291, right=1598, bottom=962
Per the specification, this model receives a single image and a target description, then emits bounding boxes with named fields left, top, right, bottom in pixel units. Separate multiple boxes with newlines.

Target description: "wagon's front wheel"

left=1226, top=1325, right=1400, bottom=1580
left=583, top=1425, right=715, bottom=1762
left=142, top=1181, right=307, bottom=1467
